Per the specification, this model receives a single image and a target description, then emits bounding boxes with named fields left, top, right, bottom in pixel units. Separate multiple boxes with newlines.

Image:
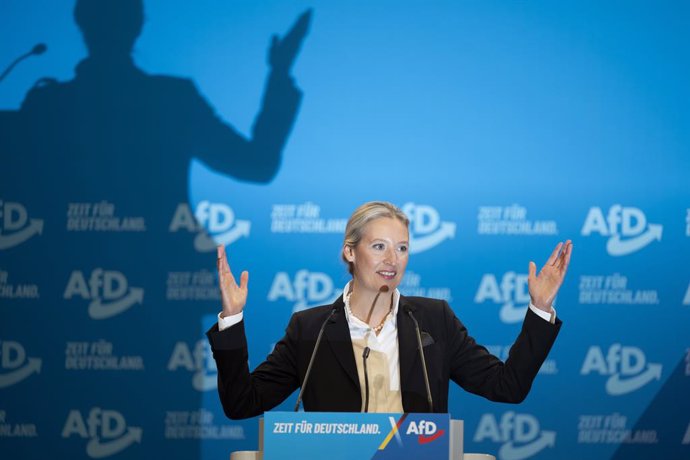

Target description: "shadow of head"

left=74, top=0, right=144, bottom=56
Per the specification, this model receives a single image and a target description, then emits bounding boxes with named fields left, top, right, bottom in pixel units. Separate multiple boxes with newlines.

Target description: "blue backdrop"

left=1, top=1, right=689, bottom=459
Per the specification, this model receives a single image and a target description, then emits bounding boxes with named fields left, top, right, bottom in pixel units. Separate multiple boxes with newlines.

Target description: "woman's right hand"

left=217, top=245, right=248, bottom=317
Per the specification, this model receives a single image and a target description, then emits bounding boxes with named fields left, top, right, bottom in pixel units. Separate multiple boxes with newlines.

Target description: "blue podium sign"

left=264, top=412, right=450, bottom=460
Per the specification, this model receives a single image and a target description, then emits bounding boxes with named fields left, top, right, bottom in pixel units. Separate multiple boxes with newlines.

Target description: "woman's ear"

left=343, top=245, right=354, bottom=263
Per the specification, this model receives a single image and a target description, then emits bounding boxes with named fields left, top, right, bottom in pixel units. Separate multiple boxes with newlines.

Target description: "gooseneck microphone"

left=405, top=306, right=433, bottom=412
left=294, top=308, right=337, bottom=411
left=364, top=285, right=390, bottom=323
left=0, top=43, right=47, bottom=83
left=362, top=346, right=371, bottom=412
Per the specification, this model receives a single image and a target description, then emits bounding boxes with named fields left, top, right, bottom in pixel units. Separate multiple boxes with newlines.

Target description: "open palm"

left=217, top=245, right=249, bottom=317
left=528, top=241, right=573, bottom=311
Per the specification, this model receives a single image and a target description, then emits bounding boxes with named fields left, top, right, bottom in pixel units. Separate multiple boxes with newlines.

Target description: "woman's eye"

left=373, top=243, right=385, bottom=250
left=398, top=245, right=408, bottom=252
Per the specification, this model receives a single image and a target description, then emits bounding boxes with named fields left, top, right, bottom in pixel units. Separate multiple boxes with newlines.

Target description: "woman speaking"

left=207, top=201, right=571, bottom=418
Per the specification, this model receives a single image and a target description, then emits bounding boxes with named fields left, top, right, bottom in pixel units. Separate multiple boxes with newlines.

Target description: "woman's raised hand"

left=217, top=245, right=249, bottom=317
left=528, top=240, right=573, bottom=312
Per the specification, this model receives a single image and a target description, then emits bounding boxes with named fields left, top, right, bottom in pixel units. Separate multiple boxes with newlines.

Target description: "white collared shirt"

left=342, top=281, right=401, bottom=391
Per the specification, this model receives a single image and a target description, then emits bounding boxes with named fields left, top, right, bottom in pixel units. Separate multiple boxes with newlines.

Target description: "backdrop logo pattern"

left=267, top=270, right=342, bottom=312
left=0, top=200, right=43, bottom=250
left=477, top=204, right=558, bottom=235
left=65, top=340, right=144, bottom=371
left=474, top=272, right=530, bottom=323
left=402, top=203, right=455, bottom=254
left=0, top=341, right=41, bottom=389
left=66, top=201, right=145, bottom=232
left=473, top=411, right=556, bottom=460
left=164, top=409, right=245, bottom=440
left=578, top=413, right=658, bottom=444
left=684, top=282, right=690, bottom=306
left=61, top=408, right=142, bottom=458
left=580, top=344, right=662, bottom=395
left=578, top=274, right=659, bottom=305
left=63, top=269, right=144, bottom=320
left=0, top=269, right=39, bottom=299
left=398, top=271, right=452, bottom=302
left=167, top=340, right=217, bottom=391
left=0, top=409, right=38, bottom=438
left=169, top=202, right=250, bottom=252
left=166, top=270, right=219, bottom=301
left=270, top=202, right=346, bottom=233
left=581, top=205, right=662, bottom=256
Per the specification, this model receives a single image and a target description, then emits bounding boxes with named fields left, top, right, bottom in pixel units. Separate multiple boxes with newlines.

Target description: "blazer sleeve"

left=445, top=303, right=561, bottom=403
left=206, top=315, right=301, bottom=419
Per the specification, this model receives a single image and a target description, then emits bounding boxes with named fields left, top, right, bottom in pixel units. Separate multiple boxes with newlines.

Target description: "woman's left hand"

left=528, top=240, right=573, bottom=312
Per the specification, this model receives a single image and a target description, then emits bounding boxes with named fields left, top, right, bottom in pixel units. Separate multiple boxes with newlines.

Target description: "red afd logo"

left=379, top=415, right=446, bottom=451
left=406, top=420, right=445, bottom=444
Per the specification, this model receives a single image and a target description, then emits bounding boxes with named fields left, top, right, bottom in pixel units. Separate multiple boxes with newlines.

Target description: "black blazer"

left=207, top=296, right=561, bottom=419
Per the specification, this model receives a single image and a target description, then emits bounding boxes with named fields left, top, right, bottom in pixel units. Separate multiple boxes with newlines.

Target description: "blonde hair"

left=342, top=201, right=409, bottom=274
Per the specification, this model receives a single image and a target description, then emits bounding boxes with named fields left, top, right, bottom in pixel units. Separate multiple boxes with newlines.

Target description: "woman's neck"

left=348, top=281, right=393, bottom=322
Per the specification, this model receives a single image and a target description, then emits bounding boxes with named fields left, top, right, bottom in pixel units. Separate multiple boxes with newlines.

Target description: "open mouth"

left=377, top=270, right=397, bottom=280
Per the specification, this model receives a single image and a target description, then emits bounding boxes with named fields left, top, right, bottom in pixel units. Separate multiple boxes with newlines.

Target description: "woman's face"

left=344, top=217, right=409, bottom=294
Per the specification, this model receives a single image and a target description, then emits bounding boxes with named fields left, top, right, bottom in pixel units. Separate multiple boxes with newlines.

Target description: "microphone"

left=362, top=346, right=371, bottom=412
left=294, top=308, right=337, bottom=411
left=0, top=43, right=48, bottom=83
left=364, top=285, right=389, bottom=323
left=405, top=306, right=433, bottom=412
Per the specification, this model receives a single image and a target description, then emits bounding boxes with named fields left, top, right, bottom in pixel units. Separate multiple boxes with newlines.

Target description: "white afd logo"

left=402, top=203, right=455, bottom=254
left=406, top=420, right=438, bottom=435
left=167, top=340, right=217, bottom=391
left=63, top=270, right=144, bottom=320
left=0, top=200, right=43, bottom=250
left=62, top=408, right=142, bottom=458
left=683, top=282, right=690, bottom=306
left=474, top=272, right=530, bottom=324
left=268, top=270, right=342, bottom=313
left=473, top=412, right=556, bottom=460
left=169, top=201, right=250, bottom=252
left=581, top=205, right=661, bottom=256
left=581, top=344, right=662, bottom=395
left=0, top=341, right=41, bottom=388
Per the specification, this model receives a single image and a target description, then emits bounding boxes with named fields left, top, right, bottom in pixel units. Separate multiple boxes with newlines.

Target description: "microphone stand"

left=294, top=308, right=337, bottom=411
left=362, top=346, right=371, bottom=412
left=406, top=308, right=433, bottom=412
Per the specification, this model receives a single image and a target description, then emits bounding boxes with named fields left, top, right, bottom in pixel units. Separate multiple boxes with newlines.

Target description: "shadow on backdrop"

left=2, top=0, right=310, bottom=228
left=0, top=2, right=310, bottom=457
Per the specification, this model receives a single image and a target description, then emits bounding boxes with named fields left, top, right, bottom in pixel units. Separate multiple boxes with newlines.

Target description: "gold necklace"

left=349, top=291, right=394, bottom=334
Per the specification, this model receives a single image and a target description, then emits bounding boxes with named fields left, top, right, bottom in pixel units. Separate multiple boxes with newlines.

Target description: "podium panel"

left=264, top=412, right=450, bottom=460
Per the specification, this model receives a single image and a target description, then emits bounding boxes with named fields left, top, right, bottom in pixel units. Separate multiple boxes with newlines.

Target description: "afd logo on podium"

left=169, top=201, right=250, bottom=252
left=268, top=270, right=342, bottom=313
left=0, top=200, right=43, bottom=250
left=167, top=340, right=217, bottom=391
left=474, top=272, right=530, bottom=324
left=405, top=419, right=444, bottom=444
left=473, top=412, right=556, bottom=460
left=581, top=344, right=662, bottom=395
left=62, top=408, right=142, bottom=458
left=581, top=205, right=662, bottom=256
left=0, top=341, right=41, bottom=389
left=402, top=203, right=456, bottom=254
left=64, top=270, right=144, bottom=320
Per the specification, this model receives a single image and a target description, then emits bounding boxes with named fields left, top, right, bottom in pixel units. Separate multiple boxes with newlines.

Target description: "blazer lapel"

left=324, top=296, right=360, bottom=390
